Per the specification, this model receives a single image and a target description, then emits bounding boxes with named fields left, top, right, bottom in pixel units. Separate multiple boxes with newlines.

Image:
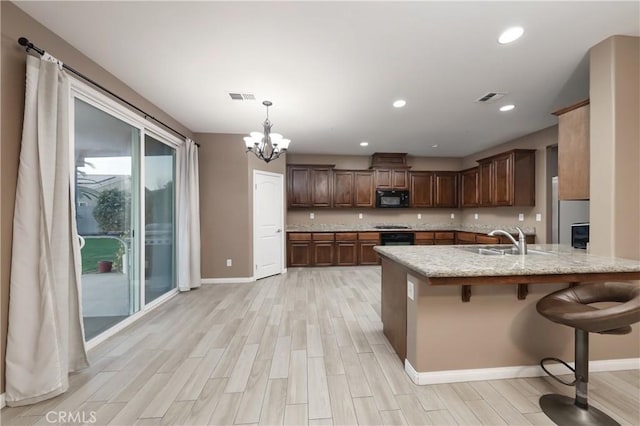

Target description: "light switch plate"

left=450, top=213, right=455, bottom=219
left=474, top=213, right=479, bottom=220
left=310, top=213, right=315, bottom=219
left=518, top=213, right=525, bottom=221
left=417, top=213, right=422, bottom=219
left=407, top=280, right=415, bottom=300
left=358, top=213, right=363, bottom=219
left=536, top=213, right=542, bottom=222
left=226, top=259, right=232, bottom=267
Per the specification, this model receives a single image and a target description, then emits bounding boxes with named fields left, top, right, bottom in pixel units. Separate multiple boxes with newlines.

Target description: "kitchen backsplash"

left=287, top=206, right=543, bottom=239
left=287, top=208, right=460, bottom=226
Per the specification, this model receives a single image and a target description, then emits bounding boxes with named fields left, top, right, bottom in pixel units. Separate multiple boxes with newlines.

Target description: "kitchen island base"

left=379, top=256, right=640, bottom=384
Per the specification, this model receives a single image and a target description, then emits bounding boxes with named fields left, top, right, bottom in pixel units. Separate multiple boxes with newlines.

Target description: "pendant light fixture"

left=244, top=101, right=290, bottom=163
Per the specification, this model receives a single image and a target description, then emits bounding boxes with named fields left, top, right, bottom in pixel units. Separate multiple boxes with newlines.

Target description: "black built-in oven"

left=375, top=189, right=410, bottom=208
left=380, top=232, right=415, bottom=245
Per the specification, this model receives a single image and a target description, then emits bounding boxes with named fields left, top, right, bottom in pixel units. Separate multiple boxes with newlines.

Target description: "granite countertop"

left=286, top=223, right=536, bottom=235
left=373, top=244, right=640, bottom=278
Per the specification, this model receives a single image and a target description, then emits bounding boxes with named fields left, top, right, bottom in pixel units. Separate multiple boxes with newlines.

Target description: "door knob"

left=276, top=229, right=282, bottom=233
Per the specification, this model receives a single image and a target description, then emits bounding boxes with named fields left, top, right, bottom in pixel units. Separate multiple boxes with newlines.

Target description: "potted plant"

left=97, top=260, right=113, bottom=273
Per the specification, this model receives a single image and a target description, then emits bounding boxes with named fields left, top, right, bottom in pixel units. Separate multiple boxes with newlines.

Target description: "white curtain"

left=6, top=54, right=88, bottom=407
left=177, top=138, right=201, bottom=291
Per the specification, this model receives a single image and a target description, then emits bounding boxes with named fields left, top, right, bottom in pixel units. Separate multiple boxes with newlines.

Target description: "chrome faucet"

left=488, top=226, right=528, bottom=255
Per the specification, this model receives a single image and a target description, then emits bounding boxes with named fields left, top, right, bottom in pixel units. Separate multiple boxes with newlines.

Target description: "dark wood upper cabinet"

left=287, top=166, right=312, bottom=207
left=478, top=161, right=493, bottom=207
left=354, top=171, right=375, bottom=207
left=460, top=167, right=479, bottom=207
left=287, top=148, right=533, bottom=210
left=434, top=172, right=458, bottom=207
left=332, top=170, right=374, bottom=208
left=409, top=172, right=434, bottom=207
left=310, top=167, right=332, bottom=207
left=375, top=169, right=408, bottom=189
left=492, top=153, right=512, bottom=206
left=287, top=165, right=333, bottom=208
left=477, top=149, right=536, bottom=207
left=333, top=171, right=355, bottom=207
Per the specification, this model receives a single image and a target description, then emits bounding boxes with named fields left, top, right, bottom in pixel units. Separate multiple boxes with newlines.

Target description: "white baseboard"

left=1, top=392, right=5, bottom=409
left=201, top=276, right=255, bottom=284
left=405, top=358, right=640, bottom=385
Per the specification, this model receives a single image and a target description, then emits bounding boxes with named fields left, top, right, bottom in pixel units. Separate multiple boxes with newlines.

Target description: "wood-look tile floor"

left=2, top=266, right=639, bottom=425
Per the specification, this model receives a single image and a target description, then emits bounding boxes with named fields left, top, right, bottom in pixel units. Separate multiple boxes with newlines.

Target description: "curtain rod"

left=18, top=37, right=200, bottom=147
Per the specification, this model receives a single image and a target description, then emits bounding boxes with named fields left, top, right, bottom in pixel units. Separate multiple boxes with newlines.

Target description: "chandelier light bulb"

left=243, top=136, right=255, bottom=148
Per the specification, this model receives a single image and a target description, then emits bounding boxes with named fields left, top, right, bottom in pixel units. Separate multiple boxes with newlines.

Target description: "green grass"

left=81, top=238, right=121, bottom=274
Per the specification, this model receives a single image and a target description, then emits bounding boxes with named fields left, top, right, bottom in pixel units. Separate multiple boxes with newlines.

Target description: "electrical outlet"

left=309, top=212, right=315, bottom=219
left=358, top=213, right=363, bottom=219
left=536, top=213, right=542, bottom=222
left=474, top=213, right=479, bottom=220
left=226, top=259, right=232, bottom=267
left=450, top=213, right=455, bottom=219
left=518, top=213, right=525, bottom=221
left=417, top=213, right=422, bottom=219
left=407, top=280, right=415, bottom=301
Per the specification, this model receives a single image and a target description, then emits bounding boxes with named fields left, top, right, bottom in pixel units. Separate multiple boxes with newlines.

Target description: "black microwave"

left=376, top=189, right=410, bottom=208
left=571, top=223, right=590, bottom=249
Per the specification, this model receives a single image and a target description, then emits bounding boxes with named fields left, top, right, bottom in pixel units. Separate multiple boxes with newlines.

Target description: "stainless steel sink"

left=459, top=246, right=553, bottom=256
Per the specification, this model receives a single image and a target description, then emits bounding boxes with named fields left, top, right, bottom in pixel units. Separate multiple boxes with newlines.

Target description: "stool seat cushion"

left=536, top=282, right=640, bottom=334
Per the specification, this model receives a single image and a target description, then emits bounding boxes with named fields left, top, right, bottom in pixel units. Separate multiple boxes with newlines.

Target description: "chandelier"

left=244, top=101, right=290, bottom=163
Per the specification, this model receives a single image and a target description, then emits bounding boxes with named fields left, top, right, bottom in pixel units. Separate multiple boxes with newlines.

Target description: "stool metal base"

left=539, top=394, right=620, bottom=426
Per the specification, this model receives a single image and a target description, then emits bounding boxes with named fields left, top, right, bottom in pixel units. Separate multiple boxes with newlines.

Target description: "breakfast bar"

left=374, top=244, right=640, bottom=384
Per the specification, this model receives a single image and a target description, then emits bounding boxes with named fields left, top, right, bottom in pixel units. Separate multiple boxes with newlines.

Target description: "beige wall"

left=287, top=153, right=462, bottom=171
left=196, top=133, right=287, bottom=279
left=590, top=36, right=640, bottom=260
left=0, top=1, right=193, bottom=393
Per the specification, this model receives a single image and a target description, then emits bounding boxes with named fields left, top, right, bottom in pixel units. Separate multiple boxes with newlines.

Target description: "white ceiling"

left=15, top=1, right=639, bottom=157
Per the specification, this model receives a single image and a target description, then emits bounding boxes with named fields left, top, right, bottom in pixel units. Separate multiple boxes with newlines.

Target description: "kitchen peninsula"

left=374, top=244, right=640, bottom=384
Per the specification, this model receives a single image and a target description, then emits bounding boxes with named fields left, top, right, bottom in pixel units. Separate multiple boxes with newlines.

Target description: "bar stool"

left=536, top=282, right=640, bottom=426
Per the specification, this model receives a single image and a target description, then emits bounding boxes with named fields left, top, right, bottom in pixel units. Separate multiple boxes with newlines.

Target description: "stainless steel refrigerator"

left=551, top=176, right=590, bottom=244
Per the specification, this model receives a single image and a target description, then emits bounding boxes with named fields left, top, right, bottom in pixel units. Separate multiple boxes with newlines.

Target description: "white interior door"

left=254, top=170, right=284, bottom=280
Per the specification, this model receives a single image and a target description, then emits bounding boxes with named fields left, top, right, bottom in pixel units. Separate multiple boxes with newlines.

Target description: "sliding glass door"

left=74, top=98, right=141, bottom=340
left=144, top=135, right=176, bottom=303
left=74, top=95, right=178, bottom=342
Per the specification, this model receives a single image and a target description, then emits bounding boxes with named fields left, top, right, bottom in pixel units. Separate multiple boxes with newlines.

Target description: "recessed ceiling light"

left=360, top=141, right=369, bottom=147
left=498, top=27, right=524, bottom=44
left=432, top=144, right=439, bottom=148
left=499, top=104, right=515, bottom=112
left=393, top=99, right=407, bottom=108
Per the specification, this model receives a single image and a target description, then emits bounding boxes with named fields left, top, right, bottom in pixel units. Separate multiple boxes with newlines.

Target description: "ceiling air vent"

left=228, top=92, right=256, bottom=101
left=476, top=92, right=507, bottom=103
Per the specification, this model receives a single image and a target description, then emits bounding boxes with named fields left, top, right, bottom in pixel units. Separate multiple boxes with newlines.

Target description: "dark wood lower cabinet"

left=313, top=242, right=334, bottom=266
left=287, top=231, right=535, bottom=267
left=288, top=241, right=311, bottom=266
left=358, top=242, right=380, bottom=265
left=336, top=242, right=358, bottom=265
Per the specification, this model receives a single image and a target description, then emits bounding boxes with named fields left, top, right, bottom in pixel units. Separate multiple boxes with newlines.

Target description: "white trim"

left=85, top=289, right=178, bottom=350
left=201, top=277, right=256, bottom=284
left=252, top=170, right=285, bottom=280
left=69, top=78, right=183, bottom=147
left=1, top=393, right=5, bottom=409
left=404, top=358, right=640, bottom=385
